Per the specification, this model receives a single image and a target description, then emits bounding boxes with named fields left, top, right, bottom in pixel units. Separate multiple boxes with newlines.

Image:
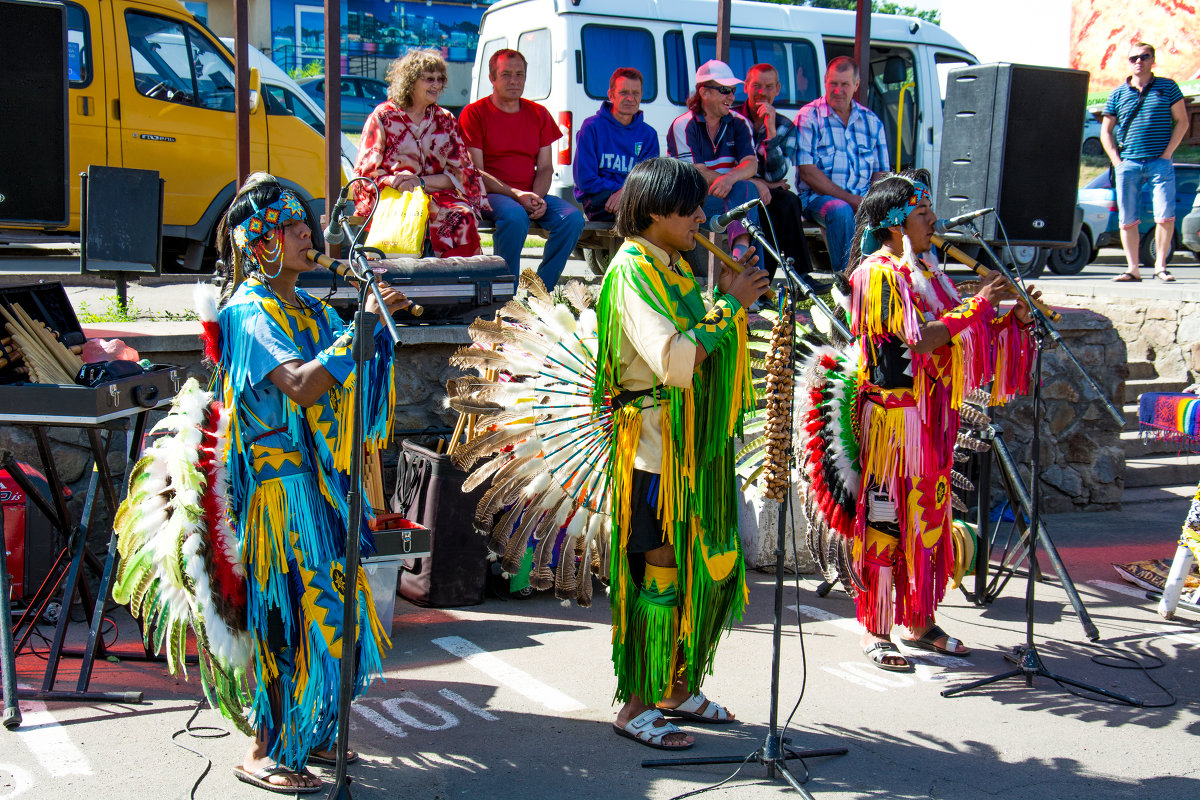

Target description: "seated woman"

left=352, top=49, right=488, bottom=257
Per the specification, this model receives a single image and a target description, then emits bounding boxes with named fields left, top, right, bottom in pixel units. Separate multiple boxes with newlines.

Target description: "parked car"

left=1082, top=111, right=1103, bottom=157
left=299, top=75, right=389, bottom=133
left=1048, top=163, right=1200, bottom=274
left=1182, top=188, right=1200, bottom=260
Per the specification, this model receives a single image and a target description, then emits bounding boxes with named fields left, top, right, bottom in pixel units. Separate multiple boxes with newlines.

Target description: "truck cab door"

left=65, top=1, right=107, bottom=233
left=116, top=7, right=267, bottom=238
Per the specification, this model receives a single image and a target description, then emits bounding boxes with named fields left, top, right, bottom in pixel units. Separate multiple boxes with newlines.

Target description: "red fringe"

left=201, top=320, right=221, bottom=365
left=197, top=401, right=247, bottom=616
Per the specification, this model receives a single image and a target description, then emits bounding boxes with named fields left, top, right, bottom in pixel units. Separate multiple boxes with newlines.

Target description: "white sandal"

left=659, top=692, right=737, bottom=724
left=613, top=708, right=694, bottom=750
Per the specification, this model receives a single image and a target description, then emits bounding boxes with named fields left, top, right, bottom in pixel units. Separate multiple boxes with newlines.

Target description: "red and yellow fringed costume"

left=848, top=251, right=1033, bottom=632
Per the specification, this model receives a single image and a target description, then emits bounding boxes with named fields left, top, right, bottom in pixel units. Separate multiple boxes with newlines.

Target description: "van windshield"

left=126, top=11, right=236, bottom=111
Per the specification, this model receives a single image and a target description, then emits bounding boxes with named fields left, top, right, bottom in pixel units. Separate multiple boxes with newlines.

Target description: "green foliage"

left=287, top=61, right=324, bottom=81
left=76, top=296, right=198, bottom=323
left=754, top=0, right=942, bottom=25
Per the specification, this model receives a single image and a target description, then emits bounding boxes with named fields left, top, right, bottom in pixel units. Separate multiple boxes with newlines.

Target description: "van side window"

left=66, top=4, right=91, bottom=87
left=580, top=25, right=656, bottom=102
left=694, top=33, right=819, bottom=109
left=867, top=47, right=918, bottom=172
left=477, top=38, right=507, bottom=99
left=125, top=11, right=236, bottom=112
left=517, top=29, right=551, bottom=101
left=934, top=53, right=972, bottom=102
left=664, top=31, right=688, bottom=106
left=263, top=84, right=325, bottom=137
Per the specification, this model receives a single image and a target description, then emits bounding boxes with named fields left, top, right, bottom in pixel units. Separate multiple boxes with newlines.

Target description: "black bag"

left=389, top=438, right=489, bottom=607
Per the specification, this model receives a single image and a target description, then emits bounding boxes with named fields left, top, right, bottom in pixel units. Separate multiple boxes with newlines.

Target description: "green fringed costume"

left=594, top=238, right=754, bottom=705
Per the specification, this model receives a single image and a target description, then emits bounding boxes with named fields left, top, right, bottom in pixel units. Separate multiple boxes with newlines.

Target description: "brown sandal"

left=1113, top=272, right=1142, bottom=282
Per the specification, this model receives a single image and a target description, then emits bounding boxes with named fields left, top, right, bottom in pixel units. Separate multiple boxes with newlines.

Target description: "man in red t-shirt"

left=459, top=49, right=584, bottom=289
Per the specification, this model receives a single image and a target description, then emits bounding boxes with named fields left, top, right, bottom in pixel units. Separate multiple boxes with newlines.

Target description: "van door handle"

left=78, top=96, right=92, bottom=116
left=112, top=99, right=121, bottom=121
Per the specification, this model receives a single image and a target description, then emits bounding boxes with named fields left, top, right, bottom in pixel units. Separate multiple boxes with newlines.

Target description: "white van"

left=470, top=0, right=977, bottom=203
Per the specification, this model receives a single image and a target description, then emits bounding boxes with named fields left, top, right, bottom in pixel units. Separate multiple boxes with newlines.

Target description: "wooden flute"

left=305, top=249, right=424, bottom=317
left=691, top=233, right=777, bottom=304
left=930, top=234, right=1060, bottom=323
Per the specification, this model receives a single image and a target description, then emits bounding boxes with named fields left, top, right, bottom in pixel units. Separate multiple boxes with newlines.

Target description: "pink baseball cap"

left=695, top=60, right=742, bottom=87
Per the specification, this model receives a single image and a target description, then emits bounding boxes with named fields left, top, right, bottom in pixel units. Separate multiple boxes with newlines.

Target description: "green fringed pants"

left=615, top=563, right=680, bottom=705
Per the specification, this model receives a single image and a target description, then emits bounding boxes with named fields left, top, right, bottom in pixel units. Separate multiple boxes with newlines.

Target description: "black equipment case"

left=389, top=438, right=489, bottom=607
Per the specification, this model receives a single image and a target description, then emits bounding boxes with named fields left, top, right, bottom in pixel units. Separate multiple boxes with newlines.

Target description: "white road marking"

left=1087, top=579, right=1153, bottom=600
left=819, top=664, right=888, bottom=691
left=432, top=636, right=586, bottom=712
left=354, top=705, right=407, bottom=738
left=0, top=762, right=34, bottom=799
left=790, top=604, right=861, bottom=632
left=13, top=698, right=92, bottom=777
left=382, top=693, right=459, bottom=732
left=438, top=688, right=499, bottom=721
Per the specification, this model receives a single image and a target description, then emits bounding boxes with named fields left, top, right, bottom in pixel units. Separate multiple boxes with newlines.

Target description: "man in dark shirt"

left=1102, top=42, right=1188, bottom=283
left=733, top=63, right=813, bottom=279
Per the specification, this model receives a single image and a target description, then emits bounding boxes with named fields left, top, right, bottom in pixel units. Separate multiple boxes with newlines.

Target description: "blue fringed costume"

left=216, top=277, right=395, bottom=769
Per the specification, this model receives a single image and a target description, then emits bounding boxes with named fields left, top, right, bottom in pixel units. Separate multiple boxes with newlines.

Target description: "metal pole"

left=233, top=0, right=250, bottom=188
left=1, top=473, right=21, bottom=729
left=853, top=3, right=871, bottom=105
left=324, top=0, right=342, bottom=257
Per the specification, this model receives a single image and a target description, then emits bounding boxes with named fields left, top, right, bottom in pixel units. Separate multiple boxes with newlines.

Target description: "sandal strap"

left=625, top=709, right=683, bottom=743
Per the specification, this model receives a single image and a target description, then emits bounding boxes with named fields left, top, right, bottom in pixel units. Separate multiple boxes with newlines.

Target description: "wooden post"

left=324, top=0, right=342, bottom=255
left=853, top=2, right=871, bottom=105
left=233, top=0, right=249, bottom=188
left=715, top=0, right=730, bottom=64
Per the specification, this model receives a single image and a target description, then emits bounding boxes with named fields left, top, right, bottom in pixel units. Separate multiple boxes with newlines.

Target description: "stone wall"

left=987, top=308, right=1126, bottom=513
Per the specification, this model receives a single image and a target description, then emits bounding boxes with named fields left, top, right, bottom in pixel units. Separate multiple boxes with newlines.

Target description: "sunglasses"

left=1128, top=53, right=1153, bottom=63
left=703, top=84, right=736, bottom=95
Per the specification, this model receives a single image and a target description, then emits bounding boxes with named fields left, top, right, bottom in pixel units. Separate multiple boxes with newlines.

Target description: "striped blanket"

left=1138, top=391, right=1200, bottom=450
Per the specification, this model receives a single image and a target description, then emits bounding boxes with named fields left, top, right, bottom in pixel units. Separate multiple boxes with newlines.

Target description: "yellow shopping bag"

left=364, top=186, right=430, bottom=255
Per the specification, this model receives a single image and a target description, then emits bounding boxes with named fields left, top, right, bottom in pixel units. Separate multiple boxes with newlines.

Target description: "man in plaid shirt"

left=795, top=57, right=890, bottom=271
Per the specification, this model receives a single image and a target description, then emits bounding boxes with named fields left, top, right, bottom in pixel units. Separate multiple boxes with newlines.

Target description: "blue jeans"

left=485, top=193, right=585, bottom=289
left=700, top=180, right=759, bottom=246
left=1115, top=157, right=1175, bottom=227
left=802, top=193, right=855, bottom=272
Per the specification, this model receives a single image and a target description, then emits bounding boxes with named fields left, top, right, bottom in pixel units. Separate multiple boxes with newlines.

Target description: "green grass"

left=76, top=296, right=198, bottom=323
left=478, top=234, right=545, bottom=249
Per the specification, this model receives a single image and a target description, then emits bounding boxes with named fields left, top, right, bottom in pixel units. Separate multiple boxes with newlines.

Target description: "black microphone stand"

left=941, top=226, right=1138, bottom=705
left=643, top=210, right=848, bottom=797
left=327, top=179, right=402, bottom=800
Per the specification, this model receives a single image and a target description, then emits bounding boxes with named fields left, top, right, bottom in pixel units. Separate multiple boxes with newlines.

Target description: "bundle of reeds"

left=0, top=304, right=84, bottom=384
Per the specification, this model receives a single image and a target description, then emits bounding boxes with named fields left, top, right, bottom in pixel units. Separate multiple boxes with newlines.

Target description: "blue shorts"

left=1115, top=157, right=1175, bottom=228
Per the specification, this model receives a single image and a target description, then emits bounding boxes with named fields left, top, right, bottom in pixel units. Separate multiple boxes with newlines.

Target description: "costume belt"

left=610, top=387, right=657, bottom=411
left=862, top=386, right=917, bottom=409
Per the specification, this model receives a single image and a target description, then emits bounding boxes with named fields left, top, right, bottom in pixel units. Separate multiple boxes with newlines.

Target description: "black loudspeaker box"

left=937, top=63, right=1089, bottom=245
left=0, top=0, right=69, bottom=227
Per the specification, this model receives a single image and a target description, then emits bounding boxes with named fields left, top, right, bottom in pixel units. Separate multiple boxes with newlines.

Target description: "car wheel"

left=1081, top=137, right=1104, bottom=157
left=1046, top=230, right=1092, bottom=275
left=1000, top=245, right=1048, bottom=280
left=1138, top=229, right=1176, bottom=270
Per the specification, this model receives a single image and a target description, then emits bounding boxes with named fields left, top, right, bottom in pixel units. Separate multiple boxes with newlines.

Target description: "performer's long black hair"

left=846, top=167, right=932, bottom=273
left=614, top=157, right=708, bottom=238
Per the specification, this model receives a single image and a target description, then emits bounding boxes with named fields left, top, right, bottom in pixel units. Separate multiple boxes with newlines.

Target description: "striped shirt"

left=666, top=109, right=755, bottom=174
left=1103, top=76, right=1184, bottom=160
left=794, top=97, right=890, bottom=201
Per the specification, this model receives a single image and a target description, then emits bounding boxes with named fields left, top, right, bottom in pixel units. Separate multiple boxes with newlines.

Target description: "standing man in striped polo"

left=794, top=56, right=890, bottom=272
left=667, top=60, right=760, bottom=261
left=1103, top=42, right=1189, bottom=283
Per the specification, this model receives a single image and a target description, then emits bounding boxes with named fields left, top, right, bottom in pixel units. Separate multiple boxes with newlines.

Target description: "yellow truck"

left=3, top=0, right=340, bottom=269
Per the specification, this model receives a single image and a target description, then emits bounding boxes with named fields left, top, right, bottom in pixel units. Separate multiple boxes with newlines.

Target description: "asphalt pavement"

left=1, top=245, right=1198, bottom=800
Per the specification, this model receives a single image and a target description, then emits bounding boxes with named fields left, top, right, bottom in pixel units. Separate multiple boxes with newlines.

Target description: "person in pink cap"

left=666, top=60, right=760, bottom=261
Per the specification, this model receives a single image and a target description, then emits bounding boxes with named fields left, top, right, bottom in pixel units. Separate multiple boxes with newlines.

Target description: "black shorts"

left=627, top=468, right=668, bottom=555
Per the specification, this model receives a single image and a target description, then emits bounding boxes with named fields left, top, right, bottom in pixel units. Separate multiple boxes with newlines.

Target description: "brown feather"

left=449, top=347, right=510, bottom=373
left=502, top=486, right=552, bottom=572
left=473, top=455, right=540, bottom=524
left=489, top=498, right=527, bottom=556
left=518, top=269, right=551, bottom=303
left=561, top=280, right=595, bottom=312
left=498, top=301, right=538, bottom=326
left=451, top=422, right=533, bottom=471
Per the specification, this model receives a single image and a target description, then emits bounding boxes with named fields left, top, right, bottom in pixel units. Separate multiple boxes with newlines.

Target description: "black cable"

left=666, top=751, right=756, bottom=800
left=171, top=699, right=231, bottom=800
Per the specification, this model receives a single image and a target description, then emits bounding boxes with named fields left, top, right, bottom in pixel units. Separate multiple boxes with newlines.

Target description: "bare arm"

left=531, top=144, right=555, bottom=198
left=266, top=359, right=337, bottom=408
left=1100, top=114, right=1120, bottom=166
left=1163, top=99, right=1189, bottom=160
left=695, top=164, right=722, bottom=186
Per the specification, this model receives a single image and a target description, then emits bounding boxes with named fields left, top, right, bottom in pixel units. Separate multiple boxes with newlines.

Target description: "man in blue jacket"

left=574, top=68, right=660, bottom=222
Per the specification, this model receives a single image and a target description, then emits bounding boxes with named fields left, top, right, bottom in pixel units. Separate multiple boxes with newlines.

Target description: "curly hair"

left=386, top=49, right=448, bottom=108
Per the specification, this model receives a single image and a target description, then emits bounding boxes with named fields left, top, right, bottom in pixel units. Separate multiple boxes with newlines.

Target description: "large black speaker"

left=0, top=0, right=68, bottom=227
left=937, top=63, right=1088, bottom=246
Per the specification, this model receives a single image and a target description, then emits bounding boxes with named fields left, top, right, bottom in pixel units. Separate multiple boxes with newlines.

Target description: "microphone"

left=323, top=183, right=353, bottom=245
left=934, top=207, right=993, bottom=235
left=708, top=198, right=761, bottom=233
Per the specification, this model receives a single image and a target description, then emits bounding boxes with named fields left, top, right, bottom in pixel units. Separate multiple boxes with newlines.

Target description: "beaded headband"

left=860, top=178, right=932, bottom=256
left=231, top=189, right=307, bottom=263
